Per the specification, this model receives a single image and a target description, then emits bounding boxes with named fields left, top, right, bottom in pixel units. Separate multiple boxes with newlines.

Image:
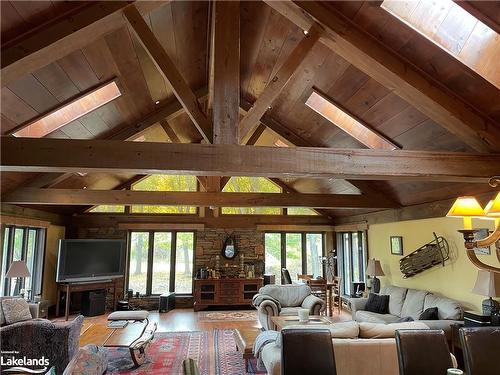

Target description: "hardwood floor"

left=74, top=308, right=352, bottom=375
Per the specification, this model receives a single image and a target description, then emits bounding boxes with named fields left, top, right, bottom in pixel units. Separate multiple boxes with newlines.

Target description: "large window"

left=127, top=231, right=194, bottom=295
left=131, top=175, right=197, bottom=214
left=1, top=226, right=46, bottom=298
left=222, top=177, right=282, bottom=215
left=264, top=232, right=324, bottom=284
left=337, top=231, right=367, bottom=297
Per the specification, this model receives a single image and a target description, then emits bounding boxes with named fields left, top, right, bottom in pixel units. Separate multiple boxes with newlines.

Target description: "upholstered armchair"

left=0, top=315, right=84, bottom=374
left=253, top=284, right=326, bottom=330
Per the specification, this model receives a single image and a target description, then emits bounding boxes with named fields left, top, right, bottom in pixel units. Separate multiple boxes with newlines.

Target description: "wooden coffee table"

left=234, top=327, right=261, bottom=371
left=80, top=320, right=157, bottom=367
left=271, top=315, right=333, bottom=331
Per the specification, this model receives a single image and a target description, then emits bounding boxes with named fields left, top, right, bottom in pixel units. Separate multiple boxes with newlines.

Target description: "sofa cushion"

left=365, top=293, right=389, bottom=314
left=358, top=321, right=430, bottom=339
left=380, top=285, right=407, bottom=317
left=258, top=284, right=311, bottom=307
left=278, top=321, right=360, bottom=340
left=1, top=298, right=32, bottom=324
left=424, top=294, right=462, bottom=320
left=400, top=289, right=429, bottom=320
left=356, top=310, right=400, bottom=324
left=279, top=307, right=302, bottom=316
left=419, top=307, right=439, bottom=320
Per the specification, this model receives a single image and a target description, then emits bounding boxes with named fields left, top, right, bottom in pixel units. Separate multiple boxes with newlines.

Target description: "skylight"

left=12, top=81, right=121, bottom=138
left=381, top=0, right=500, bottom=89
left=305, top=90, right=398, bottom=150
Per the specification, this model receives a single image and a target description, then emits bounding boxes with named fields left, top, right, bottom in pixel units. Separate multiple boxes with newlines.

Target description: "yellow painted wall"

left=42, top=224, right=65, bottom=306
left=368, top=217, right=498, bottom=311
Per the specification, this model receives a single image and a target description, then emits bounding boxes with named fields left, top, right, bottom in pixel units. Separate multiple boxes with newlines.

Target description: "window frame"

left=337, top=230, right=367, bottom=297
left=126, top=230, right=196, bottom=296
left=264, top=231, right=326, bottom=283
left=1, top=225, right=46, bottom=298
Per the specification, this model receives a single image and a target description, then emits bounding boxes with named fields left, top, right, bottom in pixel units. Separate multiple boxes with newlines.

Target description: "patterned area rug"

left=107, top=331, right=209, bottom=375
left=214, top=329, right=265, bottom=375
left=198, top=310, right=257, bottom=321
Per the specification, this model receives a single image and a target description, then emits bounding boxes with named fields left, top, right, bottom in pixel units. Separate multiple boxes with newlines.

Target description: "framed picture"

left=390, top=236, right=403, bottom=255
left=474, top=228, right=491, bottom=255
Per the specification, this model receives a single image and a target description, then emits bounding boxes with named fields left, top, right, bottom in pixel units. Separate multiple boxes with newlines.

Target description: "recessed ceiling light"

left=83, top=186, right=87, bottom=190
left=155, top=100, right=160, bottom=105
left=303, top=30, right=309, bottom=35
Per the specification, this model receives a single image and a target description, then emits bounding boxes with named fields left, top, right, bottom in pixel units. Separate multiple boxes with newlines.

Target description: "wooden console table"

left=56, top=278, right=122, bottom=320
left=194, top=278, right=263, bottom=311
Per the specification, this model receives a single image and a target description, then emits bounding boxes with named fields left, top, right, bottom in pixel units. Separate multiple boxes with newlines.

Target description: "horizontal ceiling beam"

left=266, top=1, right=500, bottom=152
left=1, top=1, right=167, bottom=87
left=3, top=189, right=395, bottom=209
left=2, top=137, right=498, bottom=183
left=72, top=212, right=333, bottom=229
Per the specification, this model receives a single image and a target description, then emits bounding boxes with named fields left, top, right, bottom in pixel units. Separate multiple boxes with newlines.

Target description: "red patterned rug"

left=107, top=331, right=209, bottom=375
left=214, top=329, right=265, bottom=375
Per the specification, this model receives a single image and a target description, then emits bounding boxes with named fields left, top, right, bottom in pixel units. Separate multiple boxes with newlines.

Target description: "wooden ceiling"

left=1, top=1, right=499, bottom=220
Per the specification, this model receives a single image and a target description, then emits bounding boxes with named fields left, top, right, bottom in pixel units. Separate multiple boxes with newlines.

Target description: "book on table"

left=107, top=320, right=128, bottom=328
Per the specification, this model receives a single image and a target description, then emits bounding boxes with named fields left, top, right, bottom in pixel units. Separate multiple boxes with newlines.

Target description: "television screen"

left=56, top=239, right=125, bottom=282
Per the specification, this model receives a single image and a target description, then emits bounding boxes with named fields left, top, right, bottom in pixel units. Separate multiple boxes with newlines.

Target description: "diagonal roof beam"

left=124, top=5, right=213, bottom=143
left=1, top=1, right=167, bottom=87
left=265, top=1, right=500, bottom=153
left=239, top=23, right=322, bottom=142
left=240, top=99, right=400, bottom=207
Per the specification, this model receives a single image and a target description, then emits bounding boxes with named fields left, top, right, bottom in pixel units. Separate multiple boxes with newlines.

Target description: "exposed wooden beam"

left=160, top=120, right=181, bottom=143
left=268, top=178, right=332, bottom=219
left=1, top=1, right=166, bottom=87
left=1, top=203, right=68, bottom=226
left=2, top=137, right=498, bottom=183
left=266, top=1, right=500, bottom=152
left=71, top=212, right=333, bottom=229
left=333, top=191, right=497, bottom=226
left=124, top=5, right=213, bottom=143
left=3, top=189, right=395, bottom=209
left=239, top=23, right=321, bottom=142
left=210, top=1, right=240, bottom=144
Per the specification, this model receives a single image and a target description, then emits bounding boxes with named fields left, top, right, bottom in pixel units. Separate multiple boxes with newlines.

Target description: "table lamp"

left=472, top=270, right=500, bottom=315
left=366, top=258, right=385, bottom=293
left=6, top=260, right=31, bottom=297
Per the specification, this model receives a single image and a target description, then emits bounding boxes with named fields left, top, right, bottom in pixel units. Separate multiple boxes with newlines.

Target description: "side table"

left=29, top=300, right=50, bottom=319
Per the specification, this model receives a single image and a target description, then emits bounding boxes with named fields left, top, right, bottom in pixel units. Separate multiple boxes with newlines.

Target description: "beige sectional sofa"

left=350, top=285, right=463, bottom=337
left=259, top=320, right=456, bottom=375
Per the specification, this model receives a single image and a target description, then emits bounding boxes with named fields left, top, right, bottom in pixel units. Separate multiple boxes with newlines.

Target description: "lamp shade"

left=366, top=258, right=385, bottom=277
left=484, top=192, right=500, bottom=217
left=472, top=270, right=500, bottom=297
left=5, top=261, right=30, bottom=278
left=446, top=196, right=485, bottom=217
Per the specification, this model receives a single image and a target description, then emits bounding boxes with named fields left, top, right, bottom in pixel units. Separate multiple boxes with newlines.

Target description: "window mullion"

left=280, top=232, right=286, bottom=270
left=170, top=231, right=177, bottom=293
left=301, top=233, right=307, bottom=275
left=146, top=231, right=154, bottom=296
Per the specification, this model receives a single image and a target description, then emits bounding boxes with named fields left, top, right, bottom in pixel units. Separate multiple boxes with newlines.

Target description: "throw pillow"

left=419, top=307, right=439, bottom=320
left=364, top=293, right=389, bottom=314
left=1, top=298, right=32, bottom=324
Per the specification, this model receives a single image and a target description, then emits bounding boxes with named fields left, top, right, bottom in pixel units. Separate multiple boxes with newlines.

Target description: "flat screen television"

left=56, top=239, right=126, bottom=283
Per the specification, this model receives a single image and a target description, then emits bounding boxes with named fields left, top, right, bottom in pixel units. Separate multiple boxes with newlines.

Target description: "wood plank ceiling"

left=1, top=0, right=498, bottom=218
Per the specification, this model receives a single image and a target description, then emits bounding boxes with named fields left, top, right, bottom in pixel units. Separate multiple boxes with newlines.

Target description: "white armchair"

left=252, top=284, right=326, bottom=330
